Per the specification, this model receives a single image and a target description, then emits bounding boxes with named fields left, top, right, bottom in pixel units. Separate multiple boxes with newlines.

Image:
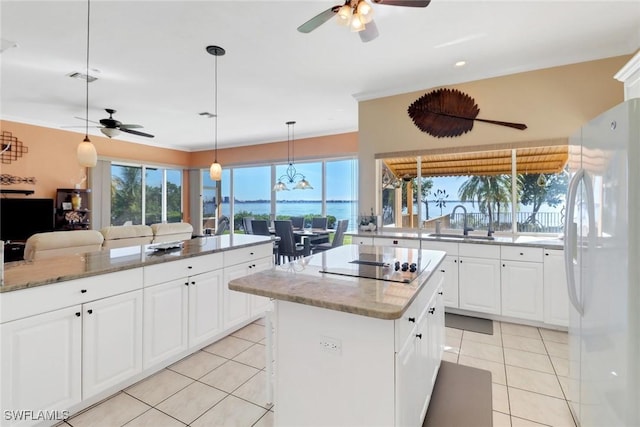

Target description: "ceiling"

left=1, top=1, right=639, bottom=152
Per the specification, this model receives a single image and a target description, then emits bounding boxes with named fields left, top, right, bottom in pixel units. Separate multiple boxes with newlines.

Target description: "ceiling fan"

left=297, top=0, right=430, bottom=42
left=72, top=108, right=154, bottom=139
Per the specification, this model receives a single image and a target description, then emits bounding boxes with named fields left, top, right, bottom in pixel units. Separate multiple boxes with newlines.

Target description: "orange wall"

left=189, top=132, right=358, bottom=167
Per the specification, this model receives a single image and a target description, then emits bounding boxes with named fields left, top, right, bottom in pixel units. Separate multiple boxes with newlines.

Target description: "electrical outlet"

left=319, top=336, right=341, bottom=354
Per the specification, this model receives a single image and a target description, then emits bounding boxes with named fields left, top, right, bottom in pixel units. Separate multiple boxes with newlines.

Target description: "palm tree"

left=458, top=175, right=511, bottom=230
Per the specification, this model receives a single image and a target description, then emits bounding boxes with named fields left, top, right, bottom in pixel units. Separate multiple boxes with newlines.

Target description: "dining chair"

left=311, top=216, right=328, bottom=230
left=312, top=219, right=349, bottom=253
left=290, top=216, right=304, bottom=230
left=252, top=219, right=280, bottom=264
left=242, top=216, right=254, bottom=234
left=274, top=220, right=305, bottom=263
left=215, top=216, right=230, bottom=235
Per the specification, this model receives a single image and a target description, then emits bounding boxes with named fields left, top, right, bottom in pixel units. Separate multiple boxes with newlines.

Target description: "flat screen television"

left=0, top=198, right=55, bottom=242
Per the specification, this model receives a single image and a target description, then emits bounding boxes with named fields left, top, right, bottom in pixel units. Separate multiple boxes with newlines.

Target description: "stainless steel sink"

left=428, top=233, right=495, bottom=241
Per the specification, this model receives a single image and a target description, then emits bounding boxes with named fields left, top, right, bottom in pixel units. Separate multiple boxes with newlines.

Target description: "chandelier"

left=337, top=0, right=374, bottom=32
left=273, top=121, right=313, bottom=191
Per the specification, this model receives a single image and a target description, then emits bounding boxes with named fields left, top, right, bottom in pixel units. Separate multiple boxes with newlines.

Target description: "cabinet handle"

left=438, top=291, right=443, bottom=295
left=80, top=289, right=87, bottom=293
left=248, top=265, right=253, bottom=269
left=393, top=240, right=398, bottom=245
left=440, top=269, right=445, bottom=273
left=187, top=266, right=193, bottom=269
left=87, top=309, right=93, bottom=314
left=252, top=264, right=256, bottom=268
left=545, top=252, right=549, bottom=256
left=185, top=282, right=189, bottom=286
left=75, top=312, right=81, bottom=317
left=429, top=307, right=436, bottom=314
left=191, top=281, right=195, bottom=285
left=503, top=264, right=506, bottom=267
left=408, top=317, right=415, bottom=323
left=459, top=260, right=462, bottom=264
left=520, top=252, right=524, bottom=256
left=416, top=333, right=423, bottom=339
left=454, top=259, right=457, bottom=263
left=250, top=252, right=254, bottom=255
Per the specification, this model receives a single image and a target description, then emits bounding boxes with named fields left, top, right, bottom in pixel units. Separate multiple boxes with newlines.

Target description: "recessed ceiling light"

left=455, top=61, right=467, bottom=67
left=68, top=71, right=98, bottom=82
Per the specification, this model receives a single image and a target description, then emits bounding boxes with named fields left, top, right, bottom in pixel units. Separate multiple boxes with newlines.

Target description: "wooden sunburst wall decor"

left=407, top=88, right=527, bottom=138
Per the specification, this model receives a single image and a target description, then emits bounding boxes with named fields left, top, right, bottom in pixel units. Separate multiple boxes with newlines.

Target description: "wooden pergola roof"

left=384, top=145, right=568, bottom=178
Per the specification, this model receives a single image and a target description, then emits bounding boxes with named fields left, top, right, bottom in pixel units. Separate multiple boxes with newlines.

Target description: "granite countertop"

left=228, top=244, right=446, bottom=320
left=1, top=234, right=273, bottom=293
left=349, top=230, right=564, bottom=249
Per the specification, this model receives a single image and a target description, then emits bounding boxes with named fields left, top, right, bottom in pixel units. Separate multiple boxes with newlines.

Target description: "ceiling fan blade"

left=297, top=5, right=340, bottom=33
left=360, top=20, right=379, bottom=43
left=74, top=116, right=101, bottom=125
left=120, top=127, right=154, bottom=138
left=372, top=0, right=431, bottom=6
left=119, top=124, right=144, bottom=129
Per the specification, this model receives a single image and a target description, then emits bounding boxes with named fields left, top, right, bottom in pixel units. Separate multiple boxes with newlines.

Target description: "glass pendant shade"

left=100, top=127, right=120, bottom=138
left=294, top=178, right=314, bottom=190
left=357, top=1, right=374, bottom=23
left=273, top=181, right=289, bottom=192
left=350, top=14, right=365, bottom=32
left=337, top=5, right=352, bottom=26
left=77, top=137, right=97, bottom=167
left=209, top=162, right=222, bottom=181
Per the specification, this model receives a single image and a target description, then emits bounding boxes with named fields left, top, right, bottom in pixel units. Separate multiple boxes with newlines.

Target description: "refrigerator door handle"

left=564, top=169, right=584, bottom=315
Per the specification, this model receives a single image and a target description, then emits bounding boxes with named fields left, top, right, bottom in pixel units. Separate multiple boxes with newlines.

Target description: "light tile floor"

left=443, top=320, right=576, bottom=427
left=63, top=317, right=574, bottom=427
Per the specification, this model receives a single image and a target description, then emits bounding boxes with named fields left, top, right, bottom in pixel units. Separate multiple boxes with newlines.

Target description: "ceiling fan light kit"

left=207, top=45, right=226, bottom=181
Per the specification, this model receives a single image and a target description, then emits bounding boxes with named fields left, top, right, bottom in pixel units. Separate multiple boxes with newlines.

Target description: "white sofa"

left=100, top=225, right=154, bottom=249
left=150, top=222, right=194, bottom=244
left=23, top=230, right=105, bottom=261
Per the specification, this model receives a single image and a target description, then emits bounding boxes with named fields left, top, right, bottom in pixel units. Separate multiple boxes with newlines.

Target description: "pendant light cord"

left=214, top=52, right=218, bottom=163
left=84, top=0, right=91, bottom=142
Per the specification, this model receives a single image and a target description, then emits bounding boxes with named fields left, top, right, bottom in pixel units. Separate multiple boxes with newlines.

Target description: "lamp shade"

left=209, top=162, right=222, bottom=181
left=77, top=139, right=97, bottom=167
left=294, top=178, right=314, bottom=190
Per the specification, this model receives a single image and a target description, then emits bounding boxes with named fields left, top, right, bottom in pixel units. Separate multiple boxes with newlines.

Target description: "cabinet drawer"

left=351, top=236, right=373, bottom=245
left=1, top=268, right=143, bottom=323
left=501, top=246, right=543, bottom=263
left=374, top=237, right=421, bottom=249
left=223, top=244, right=273, bottom=267
left=421, top=240, right=459, bottom=255
left=144, top=253, right=224, bottom=286
left=459, top=243, right=500, bottom=258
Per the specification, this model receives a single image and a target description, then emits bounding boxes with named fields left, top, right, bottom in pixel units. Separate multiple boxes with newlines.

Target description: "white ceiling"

left=1, top=1, right=639, bottom=152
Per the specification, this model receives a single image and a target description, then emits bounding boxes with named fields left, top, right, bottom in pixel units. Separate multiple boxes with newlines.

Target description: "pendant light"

left=207, top=45, right=225, bottom=181
left=77, top=0, right=97, bottom=167
left=273, top=121, right=313, bottom=191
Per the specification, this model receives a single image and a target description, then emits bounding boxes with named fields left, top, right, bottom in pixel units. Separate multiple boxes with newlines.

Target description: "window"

left=204, top=157, right=358, bottom=232
left=111, top=163, right=183, bottom=226
left=379, top=146, right=568, bottom=235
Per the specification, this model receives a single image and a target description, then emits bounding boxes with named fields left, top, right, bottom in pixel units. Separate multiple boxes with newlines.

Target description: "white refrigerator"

left=564, top=97, right=639, bottom=427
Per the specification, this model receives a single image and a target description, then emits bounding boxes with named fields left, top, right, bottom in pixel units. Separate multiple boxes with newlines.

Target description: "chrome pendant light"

left=273, top=121, right=313, bottom=191
left=77, top=0, right=97, bottom=167
left=207, top=45, right=225, bottom=181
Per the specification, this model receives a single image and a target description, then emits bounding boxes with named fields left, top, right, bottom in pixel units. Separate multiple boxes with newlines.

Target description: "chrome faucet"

left=451, top=204, right=474, bottom=236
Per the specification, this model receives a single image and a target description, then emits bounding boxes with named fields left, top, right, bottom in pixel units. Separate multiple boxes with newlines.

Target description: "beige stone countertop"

left=1, top=234, right=273, bottom=293
left=228, top=244, right=446, bottom=320
left=349, top=230, right=564, bottom=249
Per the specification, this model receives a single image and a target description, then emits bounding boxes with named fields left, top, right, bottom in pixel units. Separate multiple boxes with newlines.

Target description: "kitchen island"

left=229, top=244, right=446, bottom=427
left=0, top=234, right=274, bottom=427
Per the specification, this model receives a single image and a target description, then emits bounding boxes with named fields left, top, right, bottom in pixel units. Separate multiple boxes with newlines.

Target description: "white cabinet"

left=440, top=256, right=459, bottom=308
left=396, top=327, right=421, bottom=427
left=188, top=269, right=224, bottom=347
left=1, top=306, right=82, bottom=426
left=143, top=279, right=189, bottom=369
left=543, top=250, right=569, bottom=327
left=458, top=244, right=501, bottom=315
left=501, top=260, right=544, bottom=321
left=351, top=235, right=373, bottom=245
left=223, top=245, right=273, bottom=329
left=82, top=290, right=143, bottom=399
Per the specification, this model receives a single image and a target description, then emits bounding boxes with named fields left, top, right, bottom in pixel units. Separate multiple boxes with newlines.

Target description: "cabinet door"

left=543, top=250, right=569, bottom=327
left=501, top=260, right=544, bottom=321
left=458, top=256, right=501, bottom=315
left=83, top=290, right=143, bottom=399
left=143, top=279, right=188, bottom=369
left=441, top=255, right=459, bottom=308
left=1, top=306, right=82, bottom=423
left=249, top=257, right=273, bottom=316
left=189, top=269, right=224, bottom=348
left=395, top=331, right=420, bottom=427
left=223, top=264, right=252, bottom=328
